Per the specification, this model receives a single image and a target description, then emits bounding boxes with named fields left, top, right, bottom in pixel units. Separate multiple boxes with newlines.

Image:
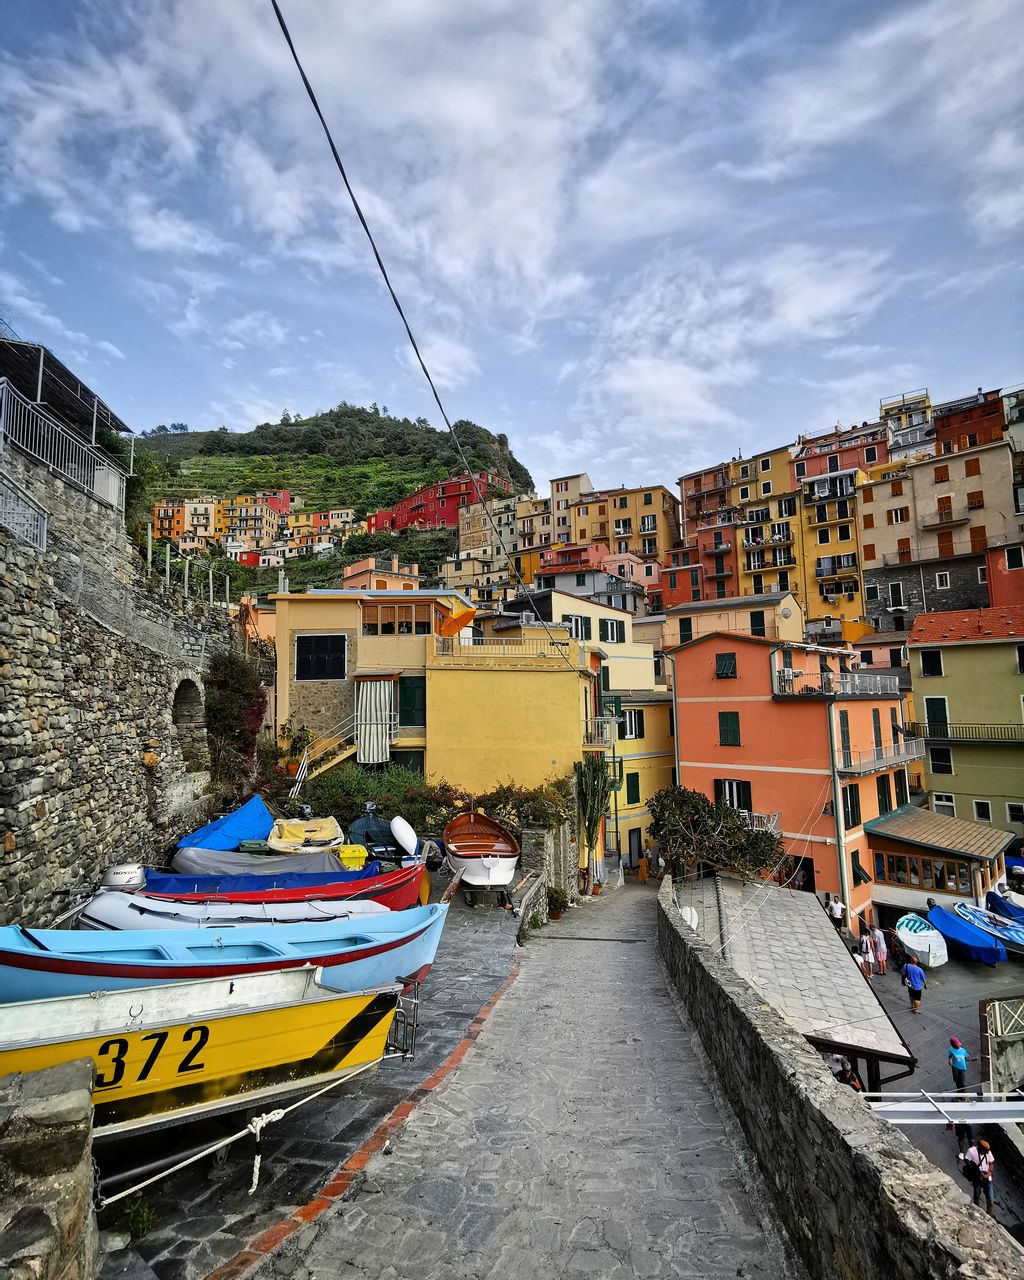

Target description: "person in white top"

left=870, top=924, right=888, bottom=976
left=827, top=895, right=846, bottom=930
left=857, top=932, right=875, bottom=981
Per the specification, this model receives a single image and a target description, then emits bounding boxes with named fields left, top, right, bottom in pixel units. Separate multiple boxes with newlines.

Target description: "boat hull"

left=443, top=812, right=520, bottom=888
left=0, top=904, right=449, bottom=1002
left=445, top=852, right=519, bottom=888
left=173, top=848, right=354, bottom=876
left=954, top=903, right=1024, bottom=956
left=928, top=905, right=1007, bottom=966
left=139, top=864, right=425, bottom=909
left=894, top=915, right=948, bottom=968
left=75, top=892, right=391, bottom=931
left=0, top=969, right=399, bottom=1137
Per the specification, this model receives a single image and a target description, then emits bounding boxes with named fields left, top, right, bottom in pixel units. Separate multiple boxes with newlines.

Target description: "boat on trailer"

left=894, top=913, right=948, bottom=968
left=0, top=902, right=450, bottom=1003
left=443, top=811, right=520, bottom=902
left=927, top=903, right=1007, bottom=966
left=0, top=969, right=401, bottom=1138
left=954, top=903, right=1024, bottom=956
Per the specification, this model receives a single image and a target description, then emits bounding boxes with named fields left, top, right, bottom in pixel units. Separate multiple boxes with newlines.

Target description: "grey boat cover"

left=172, top=847, right=344, bottom=876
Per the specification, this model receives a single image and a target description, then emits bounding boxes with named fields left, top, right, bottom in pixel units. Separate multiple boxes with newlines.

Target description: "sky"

left=1, top=0, right=1021, bottom=491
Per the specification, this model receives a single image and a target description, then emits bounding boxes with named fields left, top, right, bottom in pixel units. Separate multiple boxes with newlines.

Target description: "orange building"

left=153, top=499, right=186, bottom=541
left=669, top=632, right=922, bottom=928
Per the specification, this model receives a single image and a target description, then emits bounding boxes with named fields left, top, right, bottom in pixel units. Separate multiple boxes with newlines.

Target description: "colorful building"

left=515, top=496, right=552, bottom=550
left=341, top=557, right=420, bottom=591
left=907, top=605, right=1024, bottom=838
left=367, top=471, right=513, bottom=533
left=665, top=592, right=804, bottom=649
left=570, top=484, right=680, bottom=563
left=551, top=472, right=594, bottom=543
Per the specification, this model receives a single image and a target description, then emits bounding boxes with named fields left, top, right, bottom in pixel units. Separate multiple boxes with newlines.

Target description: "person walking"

left=948, top=1037, right=973, bottom=1091
left=953, top=1120, right=973, bottom=1156
left=976, top=1140, right=996, bottom=1216
left=827, top=895, right=846, bottom=931
left=870, top=923, right=887, bottom=976
left=960, top=1138, right=982, bottom=1199
left=637, top=850, right=650, bottom=884
left=901, top=955, right=927, bottom=1013
left=857, top=931, right=875, bottom=981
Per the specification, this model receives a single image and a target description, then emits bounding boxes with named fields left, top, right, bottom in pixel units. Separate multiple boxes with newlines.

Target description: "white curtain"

left=356, top=680, right=394, bottom=764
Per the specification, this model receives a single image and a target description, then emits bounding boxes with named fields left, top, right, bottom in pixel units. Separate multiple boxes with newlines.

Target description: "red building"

left=789, top=422, right=888, bottom=485
left=932, top=389, right=1005, bottom=455
left=261, top=489, right=292, bottom=515
left=661, top=544, right=703, bottom=608
left=985, top=542, right=1024, bottom=605
left=367, top=472, right=513, bottom=533
left=538, top=542, right=608, bottom=572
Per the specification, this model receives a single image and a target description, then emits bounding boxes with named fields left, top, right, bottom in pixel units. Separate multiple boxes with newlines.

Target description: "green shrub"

left=547, top=886, right=569, bottom=914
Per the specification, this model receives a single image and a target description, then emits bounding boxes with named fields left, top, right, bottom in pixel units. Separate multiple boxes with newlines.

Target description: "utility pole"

left=208, top=567, right=214, bottom=604
left=183, top=555, right=189, bottom=598
left=164, top=542, right=170, bottom=589
left=146, top=523, right=153, bottom=575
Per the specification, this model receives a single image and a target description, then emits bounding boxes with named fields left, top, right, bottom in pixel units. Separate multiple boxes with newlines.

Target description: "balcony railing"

left=0, top=378, right=127, bottom=512
left=816, top=557, right=858, bottom=578
left=908, top=721, right=1024, bottom=744
left=738, top=810, right=780, bottom=833
left=920, top=507, right=970, bottom=529
left=705, top=567, right=733, bottom=579
left=433, top=635, right=583, bottom=666
left=584, top=719, right=615, bottom=748
left=703, top=542, right=732, bottom=554
left=0, top=471, right=48, bottom=550
left=837, top=740, right=926, bottom=774
left=773, top=669, right=901, bottom=698
left=685, top=475, right=728, bottom=498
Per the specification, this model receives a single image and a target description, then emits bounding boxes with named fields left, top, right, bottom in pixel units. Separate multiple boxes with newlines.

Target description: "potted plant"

left=547, top=886, right=568, bottom=920
left=280, top=721, right=315, bottom=774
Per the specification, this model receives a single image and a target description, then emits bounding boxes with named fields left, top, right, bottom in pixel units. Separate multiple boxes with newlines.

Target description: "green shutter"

left=718, top=711, right=741, bottom=746
left=582, top=615, right=592, bottom=640
left=636, top=708, right=645, bottom=739
left=601, top=665, right=610, bottom=691
left=625, top=772, right=641, bottom=804
left=715, top=652, right=737, bottom=678
left=599, top=619, right=609, bottom=643
left=398, top=675, right=426, bottom=727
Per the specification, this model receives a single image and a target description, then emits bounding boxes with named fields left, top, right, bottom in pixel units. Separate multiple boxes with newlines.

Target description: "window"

left=920, top=648, right=943, bottom=677
left=1018, top=643, right=1024, bottom=675
left=739, top=486, right=750, bottom=501
left=978, top=566, right=988, bottom=585
left=561, top=613, right=592, bottom=641
left=578, top=506, right=588, bottom=517
left=865, top=583, right=879, bottom=602
left=964, top=457, right=981, bottom=477
left=970, top=525, right=987, bottom=553
left=750, top=610, right=766, bottom=638
left=625, top=772, right=641, bottom=805
left=872, top=708, right=883, bottom=752
left=887, top=507, right=910, bottom=524
left=777, top=497, right=797, bottom=517
left=862, top=486, right=873, bottom=502
left=865, top=446, right=877, bottom=463
left=933, top=792, right=956, bottom=817
left=718, top=711, right=741, bottom=746
left=622, top=708, right=646, bottom=740
left=815, top=503, right=828, bottom=523
left=827, top=455, right=839, bottom=473
left=618, top=496, right=628, bottom=509
left=715, top=652, right=737, bottom=678
left=1008, top=803, right=1024, bottom=825
left=894, top=770, right=909, bottom=807
left=690, top=570, right=700, bottom=587
left=599, top=618, right=626, bottom=644
left=934, top=464, right=949, bottom=483
left=600, top=664, right=610, bottom=692
left=760, top=457, right=771, bottom=472
left=890, top=480, right=904, bottom=496
left=863, top=547, right=876, bottom=566
left=933, top=571, right=951, bottom=591
left=795, top=461, right=806, bottom=478
left=817, top=528, right=831, bottom=544
left=842, top=783, right=862, bottom=829
left=714, top=778, right=752, bottom=812
left=876, top=774, right=893, bottom=816
left=644, top=564, right=654, bottom=578
left=740, top=464, right=750, bottom=478
left=838, top=525, right=851, bottom=542
left=295, top=634, right=347, bottom=680
left=862, top=513, right=874, bottom=529
left=761, top=481, right=772, bottom=495
left=929, top=746, right=953, bottom=775
left=838, top=710, right=851, bottom=768
left=1007, top=547, right=1024, bottom=571
left=974, top=800, right=992, bottom=822
left=576, top=572, right=586, bottom=586
left=888, top=582, right=904, bottom=608
left=643, top=492, right=653, bottom=505
left=967, top=491, right=984, bottom=510
left=924, top=696, right=948, bottom=733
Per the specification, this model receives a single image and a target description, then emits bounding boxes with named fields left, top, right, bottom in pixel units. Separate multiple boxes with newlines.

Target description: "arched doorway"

left=172, top=678, right=209, bottom=772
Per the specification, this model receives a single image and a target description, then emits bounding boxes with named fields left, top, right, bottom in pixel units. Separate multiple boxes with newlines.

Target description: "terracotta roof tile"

left=865, top=806, right=1015, bottom=862
left=908, top=605, right=1024, bottom=646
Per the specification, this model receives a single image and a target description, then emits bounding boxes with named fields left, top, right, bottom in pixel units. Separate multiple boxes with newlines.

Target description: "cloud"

left=218, top=310, right=289, bottom=349
left=123, top=194, right=226, bottom=256
left=401, top=333, right=479, bottom=392
left=96, top=340, right=125, bottom=360
left=0, top=267, right=87, bottom=345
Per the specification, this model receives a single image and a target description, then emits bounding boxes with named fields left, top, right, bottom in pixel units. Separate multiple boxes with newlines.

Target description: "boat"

left=112, top=863, right=428, bottom=910
left=173, top=847, right=359, bottom=876
left=987, top=889, right=1024, bottom=924
left=927, top=904, right=1007, bottom=966
left=74, top=891, right=391, bottom=931
left=894, top=913, right=948, bottom=968
left=954, top=903, right=1024, bottom=956
left=178, top=794, right=275, bottom=851
left=443, top=811, right=520, bottom=888
left=267, top=816, right=348, bottom=855
left=0, top=969, right=401, bottom=1137
left=0, top=902, right=450, bottom=1002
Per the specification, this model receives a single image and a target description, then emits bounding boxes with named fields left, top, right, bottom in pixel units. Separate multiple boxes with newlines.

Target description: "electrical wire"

left=268, top=0, right=581, bottom=677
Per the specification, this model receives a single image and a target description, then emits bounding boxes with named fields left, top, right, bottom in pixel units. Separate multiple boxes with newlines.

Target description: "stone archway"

left=172, top=678, right=209, bottom=773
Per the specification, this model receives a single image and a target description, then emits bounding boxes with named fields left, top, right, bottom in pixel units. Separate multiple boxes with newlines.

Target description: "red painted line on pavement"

left=205, top=959, right=520, bottom=1280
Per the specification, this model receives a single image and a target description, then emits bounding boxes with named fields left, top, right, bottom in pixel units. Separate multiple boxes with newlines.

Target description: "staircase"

left=289, top=712, right=400, bottom=797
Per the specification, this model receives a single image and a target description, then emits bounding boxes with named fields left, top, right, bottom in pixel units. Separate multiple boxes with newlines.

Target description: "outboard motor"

left=98, top=864, right=148, bottom=893
left=297, top=803, right=314, bottom=821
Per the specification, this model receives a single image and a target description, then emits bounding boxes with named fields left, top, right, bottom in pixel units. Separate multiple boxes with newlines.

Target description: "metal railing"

left=703, top=542, right=732, bottom=554
left=583, top=719, right=614, bottom=747
left=289, top=712, right=400, bottom=797
left=773, top=669, right=901, bottom=697
left=0, top=378, right=127, bottom=512
left=838, top=740, right=926, bottom=774
left=738, top=810, right=780, bottom=833
left=920, top=506, right=970, bottom=528
left=433, top=635, right=581, bottom=663
left=0, top=472, right=48, bottom=550
left=908, top=721, right=1024, bottom=744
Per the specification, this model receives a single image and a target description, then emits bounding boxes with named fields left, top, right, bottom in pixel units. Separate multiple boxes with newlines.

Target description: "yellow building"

left=569, top=484, right=680, bottom=563
left=271, top=589, right=595, bottom=793
left=727, top=445, right=806, bottom=604
left=611, top=690, right=675, bottom=866
left=509, top=547, right=541, bottom=586
left=551, top=473, right=594, bottom=543
left=664, top=592, right=805, bottom=649
left=516, top=495, right=552, bottom=550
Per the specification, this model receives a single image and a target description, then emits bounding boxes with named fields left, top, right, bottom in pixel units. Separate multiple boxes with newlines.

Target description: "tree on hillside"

left=648, top=786, right=782, bottom=880
left=280, top=410, right=292, bottom=425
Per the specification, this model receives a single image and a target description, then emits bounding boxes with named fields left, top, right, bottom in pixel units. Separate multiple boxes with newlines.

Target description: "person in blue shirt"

left=901, top=955, right=927, bottom=1013
left=948, top=1037, right=973, bottom=1090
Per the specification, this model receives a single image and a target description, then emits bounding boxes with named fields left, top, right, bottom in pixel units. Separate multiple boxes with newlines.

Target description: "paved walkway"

left=261, top=883, right=786, bottom=1280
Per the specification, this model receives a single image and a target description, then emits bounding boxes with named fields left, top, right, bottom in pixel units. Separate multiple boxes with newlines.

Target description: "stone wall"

left=657, top=878, right=1021, bottom=1280
left=864, top=556, right=988, bottom=631
left=0, top=1060, right=99, bottom=1280
left=1, top=453, right=236, bottom=924
left=517, top=821, right=579, bottom=933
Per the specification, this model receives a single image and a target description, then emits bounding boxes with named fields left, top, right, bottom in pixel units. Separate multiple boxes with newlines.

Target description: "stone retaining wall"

left=657, top=877, right=1022, bottom=1280
left=518, top=821, right=579, bottom=930
left=0, top=1060, right=99, bottom=1280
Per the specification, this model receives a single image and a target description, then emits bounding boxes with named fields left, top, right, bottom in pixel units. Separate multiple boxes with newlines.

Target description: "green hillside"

left=139, top=402, right=533, bottom=516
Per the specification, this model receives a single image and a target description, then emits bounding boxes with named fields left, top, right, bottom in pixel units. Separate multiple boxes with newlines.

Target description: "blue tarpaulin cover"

left=176, top=795, right=275, bottom=851
left=145, top=864, right=383, bottom=895
left=987, top=890, right=1024, bottom=925
left=927, top=904, right=1006, bottom=966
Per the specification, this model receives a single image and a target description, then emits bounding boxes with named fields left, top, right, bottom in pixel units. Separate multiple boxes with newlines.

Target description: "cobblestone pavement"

left=102, top=884, right=522, bottom=1280
left=874, top=953, right=1024, bottom=1237
left=260, top=882, right=789, bottom=1280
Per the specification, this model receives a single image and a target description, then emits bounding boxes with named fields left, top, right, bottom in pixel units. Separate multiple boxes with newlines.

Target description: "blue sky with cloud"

left=1, top=0, right=1021, bottom=489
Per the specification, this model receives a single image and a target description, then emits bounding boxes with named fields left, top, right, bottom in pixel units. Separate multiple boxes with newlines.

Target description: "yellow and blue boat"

left=0, top=968, right=401, bottom=1137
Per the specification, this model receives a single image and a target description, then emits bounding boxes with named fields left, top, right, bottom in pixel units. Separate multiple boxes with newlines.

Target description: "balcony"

left=773, top=669, right=901, bottom=698
left=705, top=567, right=733, bottom=579
left=908, top=721, right=1024, bottom=744
left=802, top=475, right=857, bottom=502
left=432, top=635, right=584, bottom=668
left=805, top=620, right=844, bottom=640
left=881, top=550, right=914, bottom=566
left=815, top=556, right=858, bottom=578
left=584, top=718, right=616, bottom=748
left=685, top=474, right=728, bottom=498
left=738, top=810, right=780, bottom=833
left=920, top=507, right=970, bottom=529
left=703, top=542, right=732, bottom=555
left=837, top=740, right=926, bottom=775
